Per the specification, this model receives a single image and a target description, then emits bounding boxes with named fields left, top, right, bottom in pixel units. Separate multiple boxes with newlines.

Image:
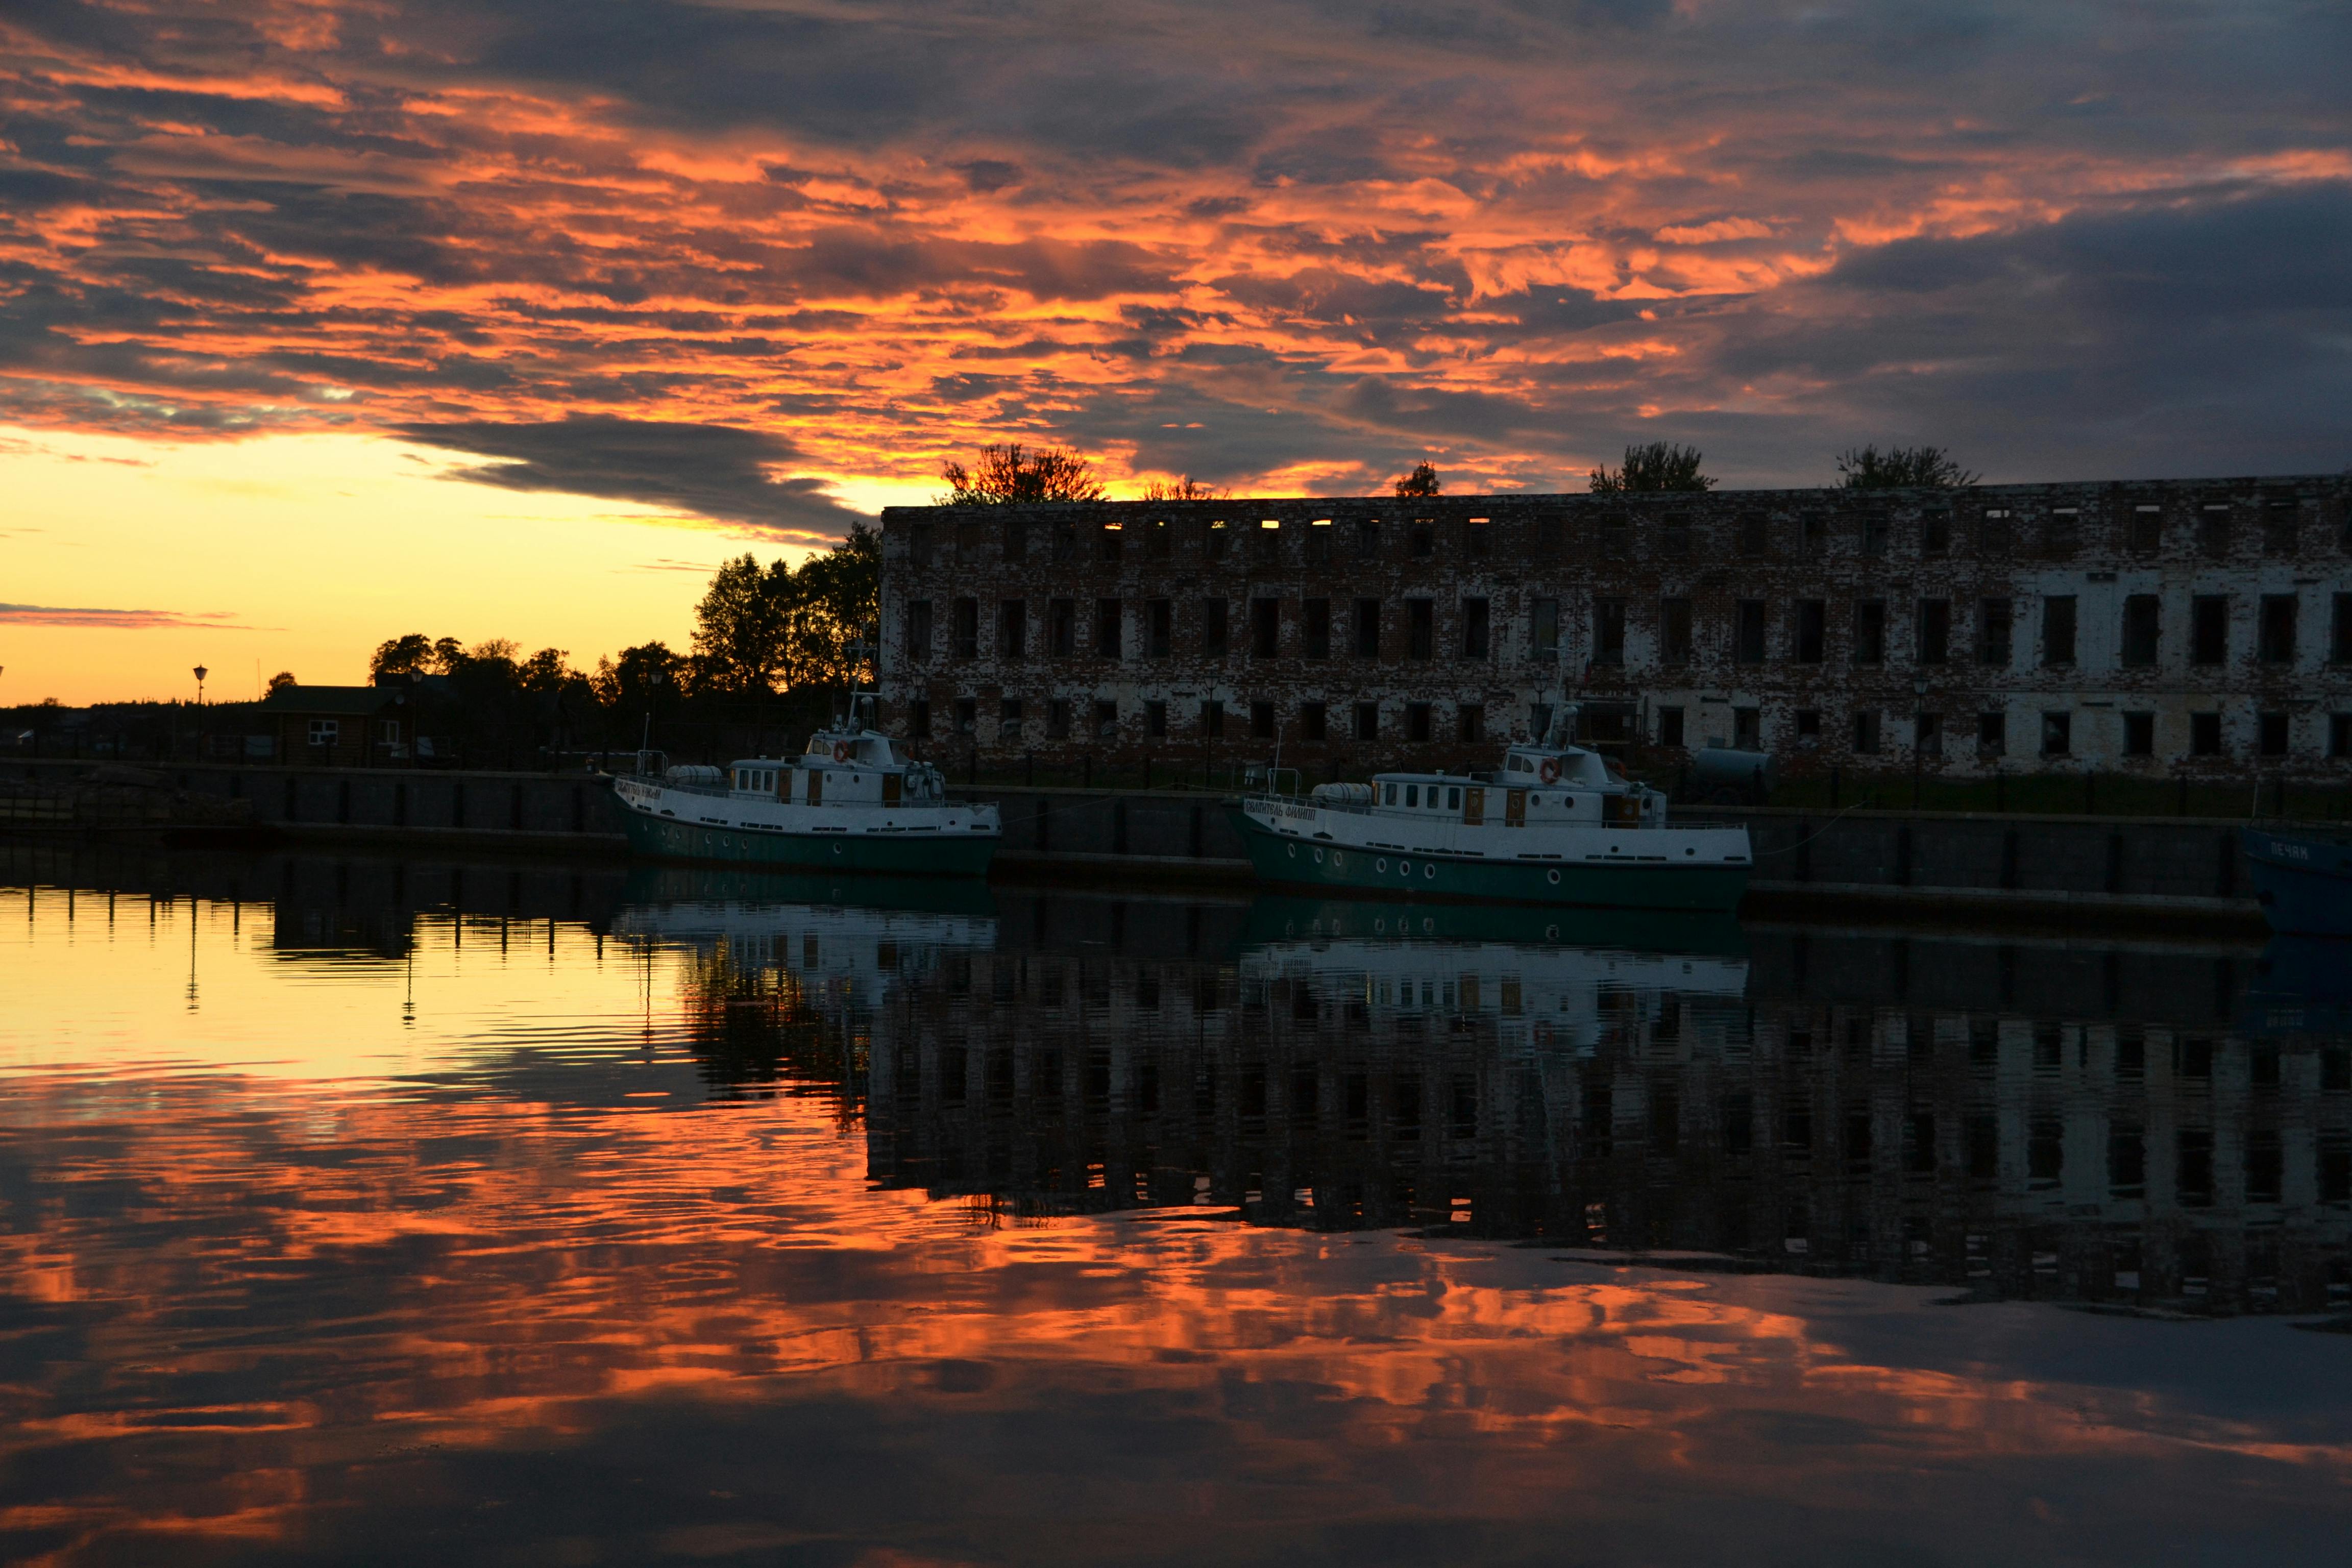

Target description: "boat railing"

left=1239, top=764, right=1304, bottom=798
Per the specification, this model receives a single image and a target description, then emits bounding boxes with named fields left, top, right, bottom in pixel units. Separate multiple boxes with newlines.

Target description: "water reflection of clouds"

left=6, top=870, right=2352, bottom=1561
left=4, top=1066, right=2349, bottom=1563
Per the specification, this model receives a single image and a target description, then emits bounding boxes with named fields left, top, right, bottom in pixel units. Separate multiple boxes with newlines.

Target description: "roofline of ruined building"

left=876, top=472, right=2352, bottom=520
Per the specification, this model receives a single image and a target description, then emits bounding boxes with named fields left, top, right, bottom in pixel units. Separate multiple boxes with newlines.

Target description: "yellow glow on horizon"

left=0, top=426, right=854, bottom=705
left=0, top=889, right=683, bottom=1084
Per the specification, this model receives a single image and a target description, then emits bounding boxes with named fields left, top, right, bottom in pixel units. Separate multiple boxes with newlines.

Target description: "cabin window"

left=1447, top=787, right=1461, bottom=810
left=1406, top=785, right=1419, bottom=807
left=1384, top=782, right=1398, bottom=805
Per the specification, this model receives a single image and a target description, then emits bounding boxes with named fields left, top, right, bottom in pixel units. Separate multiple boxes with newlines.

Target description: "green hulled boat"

left=1230, top=722, right=1750, bottom=912
left=611, top=710, right=999, bottom=876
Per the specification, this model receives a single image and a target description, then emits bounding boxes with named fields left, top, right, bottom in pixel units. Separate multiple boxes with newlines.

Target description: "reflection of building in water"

left=854, top=899, right=2350, bottom=1316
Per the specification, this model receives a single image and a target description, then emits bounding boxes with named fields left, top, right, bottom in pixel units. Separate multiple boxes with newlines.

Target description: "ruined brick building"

left=877, top=475, right=2352, bottom=776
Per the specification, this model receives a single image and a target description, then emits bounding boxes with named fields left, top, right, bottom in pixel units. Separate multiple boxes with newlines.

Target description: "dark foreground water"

left=4, top=846, right=2351, bottom=1565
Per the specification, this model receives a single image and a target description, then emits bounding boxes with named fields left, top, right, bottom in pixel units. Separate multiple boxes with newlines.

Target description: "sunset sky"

left=4, top=1, right=2348, bottom=703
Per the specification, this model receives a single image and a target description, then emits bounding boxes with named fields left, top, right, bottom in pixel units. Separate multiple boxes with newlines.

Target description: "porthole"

left=1287, top=842, right=1297, bottom=859
left=832, top=844, right=843, bottom=856
left=1547, top=869, right=1561, bottom=885
left=1423, top=863, right=1435, bottom=879
left=1313, top=848, right=1325, bottom=864
left=1398, top=860, right=1411, bottom=877
left=1376, top=858, right=1388, bottom=873
left=1332, top=852, right=1345, bottom=870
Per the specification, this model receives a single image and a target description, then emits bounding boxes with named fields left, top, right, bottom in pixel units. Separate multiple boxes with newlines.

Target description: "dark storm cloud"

left=3, top=0, right=2350, bottom=503
left=1697, top=181, right=2352, bottom=483
left=396, top=418, right=865, bottom=532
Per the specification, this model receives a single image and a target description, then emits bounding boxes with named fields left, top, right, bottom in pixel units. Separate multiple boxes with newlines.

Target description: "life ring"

left=832, top=741, right=852, bottom=763
left=1538, top=757, right=1562, bottom=785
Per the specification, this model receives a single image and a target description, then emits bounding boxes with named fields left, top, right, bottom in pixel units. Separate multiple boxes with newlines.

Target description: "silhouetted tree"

left=264, top=671, right=298, bottom=695
left=786, top=522, right=880, bottom=693
left=368, top=633, right=435, bottom=678
left=1141, top=476, right=1227, bottom=501
left=938, top=442, right=1106, bottom=505
left=1392, top=461, right=1442, bottom=497
left=592, top=642, right=688, bottom=712
left=692, top=555, right=791, bottom=693
left=688, top=525, right=880, bottom=697
left=1835, top=445, right=1978, bottom=489
left=1589, top=442, right=1713, bottom=493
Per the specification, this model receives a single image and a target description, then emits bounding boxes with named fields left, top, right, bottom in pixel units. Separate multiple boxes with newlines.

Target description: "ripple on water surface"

left=2, top=866, right=2349, bottom=1565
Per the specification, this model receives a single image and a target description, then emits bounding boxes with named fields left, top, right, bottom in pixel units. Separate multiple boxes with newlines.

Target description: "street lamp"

left=192, top=665, right=208, bottom=758
left=641, top=664, right=668, bottom=761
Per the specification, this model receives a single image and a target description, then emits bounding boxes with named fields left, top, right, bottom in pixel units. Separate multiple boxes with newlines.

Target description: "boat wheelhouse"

left=1228, top=714, right=1750, bottom=912
left=611, top=701, right=999, bottom=875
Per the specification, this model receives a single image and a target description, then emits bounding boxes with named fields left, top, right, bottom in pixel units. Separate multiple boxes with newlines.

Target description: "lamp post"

left=641, top=664, right=668, bottom=768
left=192, top=665, right=208, bottom=760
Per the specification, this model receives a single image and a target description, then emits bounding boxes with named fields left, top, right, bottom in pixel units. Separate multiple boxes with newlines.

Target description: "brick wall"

left=879, top=475, right=2352, bottom=777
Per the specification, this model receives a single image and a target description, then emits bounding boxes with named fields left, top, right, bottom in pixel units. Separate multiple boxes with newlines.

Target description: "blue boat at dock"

left=2242, top=826, right=2352, bottom=937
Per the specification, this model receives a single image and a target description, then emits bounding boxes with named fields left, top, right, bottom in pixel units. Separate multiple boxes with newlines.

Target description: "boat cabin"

left=724, top=729, right=943, bottom=808
left=1358, top=743, right=1658, bottom=829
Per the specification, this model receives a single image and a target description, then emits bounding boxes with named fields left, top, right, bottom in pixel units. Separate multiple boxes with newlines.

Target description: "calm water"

left=4, top=846, right=2351, bottom=1565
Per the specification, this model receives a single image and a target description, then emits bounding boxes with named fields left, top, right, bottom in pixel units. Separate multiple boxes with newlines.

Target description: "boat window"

left=1508, top=755, right=1530, bottom=773
left=1384, top=783, right=1397, bottom=805
left=1406, top=785, right=1419, bottom=807
left=1448, top=787, right=1461, bottom=810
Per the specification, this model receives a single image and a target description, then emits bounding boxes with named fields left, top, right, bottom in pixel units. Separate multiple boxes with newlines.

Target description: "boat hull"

left=2243, top=828, right=2352, bottom=937
left=618, top=799, right=998, bottom=877
left=1231, top=808, right=1748, bottom=912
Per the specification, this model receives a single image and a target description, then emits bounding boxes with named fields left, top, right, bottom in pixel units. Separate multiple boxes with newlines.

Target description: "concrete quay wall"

left=0, top=758, right=2285, bottom=925
left=1, top=757, right=632, bottom=852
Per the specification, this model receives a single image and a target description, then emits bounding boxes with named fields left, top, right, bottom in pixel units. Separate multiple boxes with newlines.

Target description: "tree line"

left=323, top=525, right=879, bottom=762
left=940, top=439, right=1977, bottom=504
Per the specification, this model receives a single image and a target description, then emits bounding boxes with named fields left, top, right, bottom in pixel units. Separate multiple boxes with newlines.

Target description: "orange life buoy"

left=1538, top=756, right=1562, bottom=785
left=831, top=740, right=852, bottom=763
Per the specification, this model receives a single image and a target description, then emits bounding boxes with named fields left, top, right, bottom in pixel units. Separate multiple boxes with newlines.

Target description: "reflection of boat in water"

left=614, top=866, right=997, bottom=1008
left=1234, top=895, right=1747, bottom=1057
left=620, top=864, right=995, bottom=921
left=1238, top=895, right=1746, bottom=958
left=2240, top=936, right=2352, bottom=1036
left=2242, top=826, right=2352, bottom=937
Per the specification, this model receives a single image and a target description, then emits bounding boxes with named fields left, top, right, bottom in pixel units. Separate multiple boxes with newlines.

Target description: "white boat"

left=611, top=699, right=1000, bottom=875
left=1229, top=711, right=1751, bottom=911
